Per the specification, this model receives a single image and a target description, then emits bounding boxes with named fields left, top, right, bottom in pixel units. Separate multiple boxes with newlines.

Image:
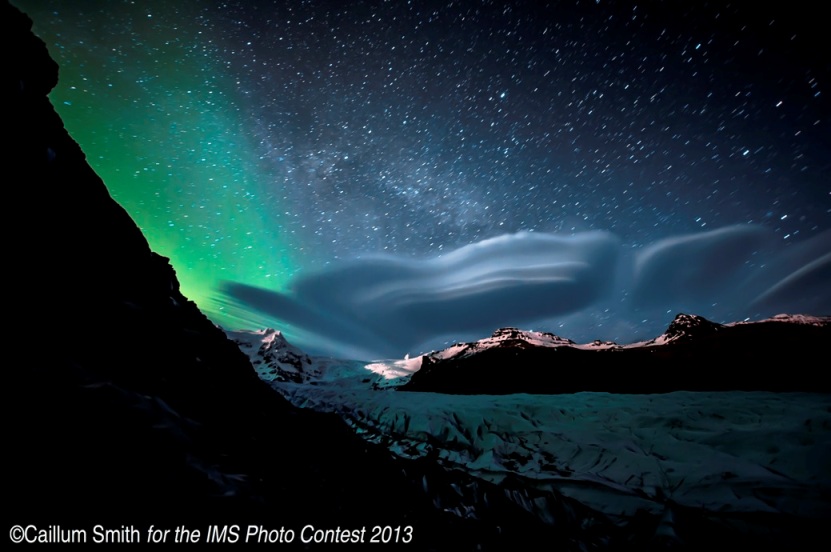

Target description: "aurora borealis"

left=16, top=0, right=829, bottom=358
left=16, top=0, right=296, bottom=314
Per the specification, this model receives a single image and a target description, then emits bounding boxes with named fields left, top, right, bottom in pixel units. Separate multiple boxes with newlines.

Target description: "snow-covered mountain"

left=226, top=328, right=421, bottom=388
left=641, top=312, right=724, bottom=345
left=404, top=313, right=831, bottom=394
left=228, top=313, right=830, bottom=395
left=226, top=314, right=831, bottom=549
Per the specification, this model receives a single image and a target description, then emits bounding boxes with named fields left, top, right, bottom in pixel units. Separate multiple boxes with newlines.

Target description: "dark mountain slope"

left=4, top=4, right=556, bottom=548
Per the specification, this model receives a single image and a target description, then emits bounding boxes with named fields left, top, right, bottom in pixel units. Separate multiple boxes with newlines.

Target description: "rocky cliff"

left=3, top=2, right=479, bottom=545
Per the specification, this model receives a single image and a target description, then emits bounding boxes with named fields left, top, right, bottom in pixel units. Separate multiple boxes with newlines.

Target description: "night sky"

left=16, top=0, right=829, bottom=359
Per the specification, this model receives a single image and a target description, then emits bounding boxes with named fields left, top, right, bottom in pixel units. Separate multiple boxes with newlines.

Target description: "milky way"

left=17, top=0, right=829, bottom=357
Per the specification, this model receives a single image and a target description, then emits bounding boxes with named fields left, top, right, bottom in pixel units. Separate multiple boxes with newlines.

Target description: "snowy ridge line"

left=428, top=313, right=831, bottom=358
left=728, top=313, right=829, bottom=326
left=402, top=313, right=831, bottom=394
left=225, top=313, right=830, bottom=392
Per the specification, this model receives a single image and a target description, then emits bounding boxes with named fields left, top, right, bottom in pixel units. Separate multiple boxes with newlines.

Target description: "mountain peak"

left=489, top=327, right=572, bottom=343
left=661, top=313, right=723, bottom=343
left=226, top=328, right=312, bottom=383
left=490, top=327, right=522, bottom=338
left=488, top=327, right=575, bottom=345
left=259, top=327, right=288, bottom=345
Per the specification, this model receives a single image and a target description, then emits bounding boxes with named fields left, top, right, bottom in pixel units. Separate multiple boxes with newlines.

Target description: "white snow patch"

left=365, top=356, right=423, bottom=386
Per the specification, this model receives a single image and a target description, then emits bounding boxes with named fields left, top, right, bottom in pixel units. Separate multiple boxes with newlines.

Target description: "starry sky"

left=16, top=0, right=829, bottom=359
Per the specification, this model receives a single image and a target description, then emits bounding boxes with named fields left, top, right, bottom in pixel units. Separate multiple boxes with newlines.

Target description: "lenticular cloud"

left=220, top=226, right=831, bottom=359
left=222, top=231, right=620, bottom=357
left=631, top=224, right=773, bottom=307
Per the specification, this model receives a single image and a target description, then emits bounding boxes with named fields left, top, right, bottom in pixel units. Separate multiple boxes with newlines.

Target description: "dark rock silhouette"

left=4, top=4, right=529, bottom=548
left=403, top=314, right=831, bottom=394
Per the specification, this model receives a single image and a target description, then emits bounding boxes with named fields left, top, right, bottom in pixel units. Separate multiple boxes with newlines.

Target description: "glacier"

left=227, top=322, right=831, bottom=548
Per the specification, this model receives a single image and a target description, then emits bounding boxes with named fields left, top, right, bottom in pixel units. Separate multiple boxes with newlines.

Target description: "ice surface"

left=227, top=325, right=831, bottom=537
left=272, top=381, right=830, bottom=524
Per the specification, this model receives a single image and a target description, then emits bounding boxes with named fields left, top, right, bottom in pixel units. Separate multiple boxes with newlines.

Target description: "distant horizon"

left=223, top=308, right=831, bottom=362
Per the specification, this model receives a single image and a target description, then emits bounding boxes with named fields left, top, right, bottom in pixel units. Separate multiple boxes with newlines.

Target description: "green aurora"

left=17, top=1, right=295, bottom=328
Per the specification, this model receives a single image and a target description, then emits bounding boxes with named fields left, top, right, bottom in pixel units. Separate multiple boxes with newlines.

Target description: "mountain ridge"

left=227, top=313, right=830, bottom=395
left=403, top=312, right=830, bottom=394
